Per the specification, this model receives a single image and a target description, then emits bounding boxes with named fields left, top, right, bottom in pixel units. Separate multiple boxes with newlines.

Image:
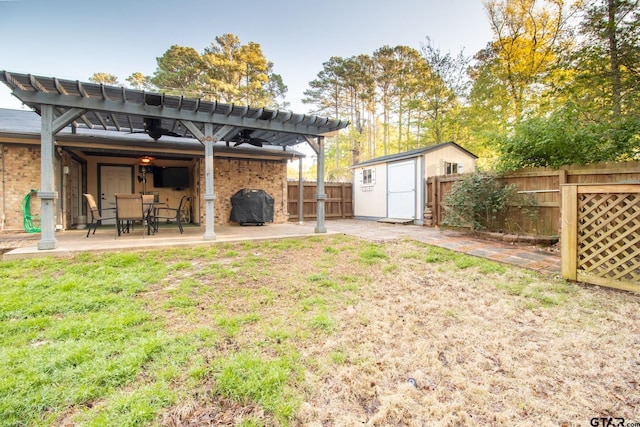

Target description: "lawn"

left=0, top=235, right=638, bottom=426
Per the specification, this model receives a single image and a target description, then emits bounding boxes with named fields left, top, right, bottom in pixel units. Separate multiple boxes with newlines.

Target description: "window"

left=359, top=167, right=376, bottom=186
left=363, top=168, right=373, bottom=185
left=444, top=162, right=462, bottom=175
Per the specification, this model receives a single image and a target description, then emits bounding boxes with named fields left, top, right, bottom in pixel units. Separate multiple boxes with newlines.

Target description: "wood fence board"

left=576, top=273, right=640, bottom=293
left=426, top=160, right=640, bottom=236
left=561, top=185, right=578, bottom=280
left=287, top=182, right=353, bottom=221
left=565, top=184, right=640, bottom=292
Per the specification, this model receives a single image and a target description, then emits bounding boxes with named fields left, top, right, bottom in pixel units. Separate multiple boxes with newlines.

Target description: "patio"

left=1, top=219, right=561, bottom=277
left=1, top=221, right=331, bottom=260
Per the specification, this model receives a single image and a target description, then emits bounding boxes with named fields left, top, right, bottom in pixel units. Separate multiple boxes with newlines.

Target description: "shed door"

left=387, top=159, right=416, bottom=219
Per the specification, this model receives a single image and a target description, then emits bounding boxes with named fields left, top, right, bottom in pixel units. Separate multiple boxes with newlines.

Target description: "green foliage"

left=89, top=73, right=119, bottom=85
left=496, top=110, right=640, bottom=170
left=442, top=173, right=536, bottom=232
left=149, top=34, right=287, bottom=109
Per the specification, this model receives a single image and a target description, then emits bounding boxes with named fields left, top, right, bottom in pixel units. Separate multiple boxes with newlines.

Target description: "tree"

left=126, top=72, right=154, bottom=90
left=264, top=73, right=289, bottom=110
left=201, top=34, right=284, bottom=106
left=147, top=35, right=287, bottom=108
left=495, top=107, right=640, bottom=170
left=493, top=0, right=640, bottom=171
left=420, top=38, right=471, bottom=144
left=89, top=73, right=119, bottom=85
left=482, top=0, right=572, bottom=123
left=575, top=0, right=640, bottom=116
left=151, top=45, right=205, bottom=97
left=372, top=46, right=401, bottom=155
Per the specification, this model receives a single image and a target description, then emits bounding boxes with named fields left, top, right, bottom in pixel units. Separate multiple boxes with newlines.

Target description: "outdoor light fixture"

left=140, top=156, right=153, bottom=164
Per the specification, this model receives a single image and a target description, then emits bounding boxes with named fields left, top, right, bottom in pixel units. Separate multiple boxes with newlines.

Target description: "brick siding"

left=0, top=144, right=291, bottom=232
left=198, top=156, right=289, bottom=225
left=0, top=144, right=42, bottom=231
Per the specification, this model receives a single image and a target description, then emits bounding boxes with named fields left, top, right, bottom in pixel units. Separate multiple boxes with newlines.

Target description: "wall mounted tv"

left=153, top=167, right=190, bottom=189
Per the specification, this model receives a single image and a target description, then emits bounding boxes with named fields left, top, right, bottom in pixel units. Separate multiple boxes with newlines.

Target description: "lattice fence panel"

left=577, top=193, right=640, bottom=283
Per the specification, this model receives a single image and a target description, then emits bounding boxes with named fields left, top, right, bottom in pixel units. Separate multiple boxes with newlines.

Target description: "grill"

left=230, top=189, right=274, bottom=225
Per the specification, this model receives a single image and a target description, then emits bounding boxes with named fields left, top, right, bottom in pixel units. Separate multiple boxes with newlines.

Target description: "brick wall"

left=0, top=144, right=42, bottom=231
left=0, top=144, right=290, bottom=231
left=198, top=157, right=289, bottom=224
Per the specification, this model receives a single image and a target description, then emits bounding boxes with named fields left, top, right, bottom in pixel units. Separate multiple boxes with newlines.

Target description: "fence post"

left=432, top=176, right=439, bottom=225
left=560, top=184, right=578, bottom=281
left=557, top=169, right=567, bottom=235
left=341, top=182, right=346, bottom=218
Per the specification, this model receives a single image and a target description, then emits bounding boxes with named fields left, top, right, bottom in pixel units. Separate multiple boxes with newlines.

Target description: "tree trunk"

left=608, top=0, right=622, bottom=116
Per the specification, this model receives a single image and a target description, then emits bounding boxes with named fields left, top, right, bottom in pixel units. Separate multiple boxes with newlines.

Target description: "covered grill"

left=230, top=189, right=274, bottom=225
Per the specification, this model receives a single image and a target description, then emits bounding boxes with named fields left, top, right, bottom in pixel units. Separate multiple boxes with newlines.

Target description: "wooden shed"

left=352, top=142, right=477, bottom=224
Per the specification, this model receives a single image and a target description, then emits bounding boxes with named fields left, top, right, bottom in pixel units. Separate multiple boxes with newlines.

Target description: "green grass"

left=213, top=351, right=300, bottom=423
left=0, top=236, right=568, bottom=426
left=359, top=244, right=388, bottom=264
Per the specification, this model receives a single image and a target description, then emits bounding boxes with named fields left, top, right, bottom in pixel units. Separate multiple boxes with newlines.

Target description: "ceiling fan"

left=228, top=129, right=267, bottom=147
left=134, top=117, right=181, bottom=141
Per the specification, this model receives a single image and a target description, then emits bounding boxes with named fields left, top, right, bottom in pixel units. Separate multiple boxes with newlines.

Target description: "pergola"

left=0, top=71, right=349, bottom=250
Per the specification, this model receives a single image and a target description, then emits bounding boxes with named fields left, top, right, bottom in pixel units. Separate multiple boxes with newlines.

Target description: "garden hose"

left=22, top=190, right=41, bottom=233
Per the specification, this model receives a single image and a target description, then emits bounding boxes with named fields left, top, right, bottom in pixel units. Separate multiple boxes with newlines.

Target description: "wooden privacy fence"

left=287, top=181, right=353, bottom=221
left=561, top=183, right=640, bottom=293
left=426, top=161, right=640, bottom=236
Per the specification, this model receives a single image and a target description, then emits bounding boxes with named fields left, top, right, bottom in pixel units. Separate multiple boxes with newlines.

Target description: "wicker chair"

left=83, top=193, right=116, bottom=237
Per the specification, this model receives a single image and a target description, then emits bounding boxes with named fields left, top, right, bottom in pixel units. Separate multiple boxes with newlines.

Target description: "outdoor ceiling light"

left=140, top=156, right=153, bottom=164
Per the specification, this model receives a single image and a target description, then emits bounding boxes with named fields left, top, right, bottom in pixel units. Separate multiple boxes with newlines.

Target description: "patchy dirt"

left=291, top=242, right=639, bottom=426
left=137, top=237, right=639, bottom=426
left=161, top=396, right=263, bottom=426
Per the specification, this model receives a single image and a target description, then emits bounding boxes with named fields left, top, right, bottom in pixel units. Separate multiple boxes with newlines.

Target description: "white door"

left=387, top=159, right=416, bottom=219
left=100, top=165, right=132, bottom=224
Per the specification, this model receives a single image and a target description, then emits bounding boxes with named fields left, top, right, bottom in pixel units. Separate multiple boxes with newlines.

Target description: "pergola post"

left=203, top=123, right=216, bottom=240
left=298, top=156, right=304, bottom=224
left=314, top=136, right=327, bottom=233
left=38, top=104, right=57, bottom=250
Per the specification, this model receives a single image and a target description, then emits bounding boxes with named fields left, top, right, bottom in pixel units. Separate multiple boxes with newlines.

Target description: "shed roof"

left=352, top=141, right=478, bottom=168
left=0, top=71, right=349, bottom=149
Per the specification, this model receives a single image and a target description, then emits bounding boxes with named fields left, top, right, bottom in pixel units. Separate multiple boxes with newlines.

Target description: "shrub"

left=442, top=173, right=536, bottom=232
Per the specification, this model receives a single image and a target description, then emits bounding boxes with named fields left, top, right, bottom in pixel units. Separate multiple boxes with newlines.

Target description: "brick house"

left=0, top=72, right=348, bottom=249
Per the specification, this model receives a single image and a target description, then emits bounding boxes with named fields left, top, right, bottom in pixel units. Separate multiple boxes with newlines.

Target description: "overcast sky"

left=0, top=0, right=493, bottom=113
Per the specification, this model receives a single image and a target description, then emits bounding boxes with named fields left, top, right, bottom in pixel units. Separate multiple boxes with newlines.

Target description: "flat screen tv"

left=153, top=167, right=190, bottom=189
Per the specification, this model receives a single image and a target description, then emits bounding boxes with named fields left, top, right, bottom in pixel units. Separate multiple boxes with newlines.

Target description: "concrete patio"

left=1, top=219, right=561, bottom=276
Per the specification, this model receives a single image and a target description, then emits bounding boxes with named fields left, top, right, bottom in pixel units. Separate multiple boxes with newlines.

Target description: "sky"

left=0, top=0, right=493, bottom=114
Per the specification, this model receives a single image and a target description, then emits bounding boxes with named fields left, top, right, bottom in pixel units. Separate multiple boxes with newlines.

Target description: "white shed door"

left=387, top=159, right=416, bottom=219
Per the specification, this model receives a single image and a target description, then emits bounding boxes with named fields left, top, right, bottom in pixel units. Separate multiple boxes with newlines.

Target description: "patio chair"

left=153, top=195, right=188, bottom=234
left=115, top=193, right=146, bottom=238
left=142, top=194, right=157, bottom=233
left=83, top=193, right=116, bottom=238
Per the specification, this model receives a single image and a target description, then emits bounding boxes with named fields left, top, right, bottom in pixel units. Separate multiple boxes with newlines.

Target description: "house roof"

left=0, top=71, right=349, bottom=150
left=0, top=107, right=306, bottom=161
left=352, top=141, right=478, bottom=168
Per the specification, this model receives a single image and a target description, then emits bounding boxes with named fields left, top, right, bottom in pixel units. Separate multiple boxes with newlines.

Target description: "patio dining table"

left=112, top=197, right=166, bottom=236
